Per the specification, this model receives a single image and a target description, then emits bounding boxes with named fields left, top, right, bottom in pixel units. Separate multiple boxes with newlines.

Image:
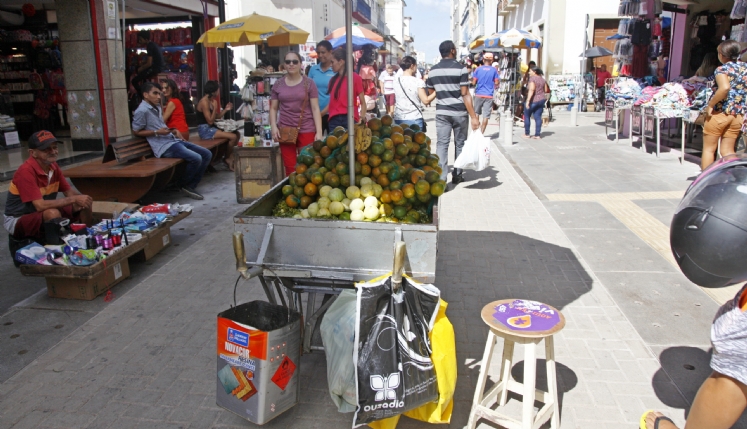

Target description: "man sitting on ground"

left=132, top=82, right=212, bottom=200
left=4, top=130, right=93, bottom=243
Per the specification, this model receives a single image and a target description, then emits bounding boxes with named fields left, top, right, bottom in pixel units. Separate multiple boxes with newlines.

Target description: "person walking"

left=472, top=52, right=500, bottom=133
left=196, top=80, right=239, bottom=170
left=162, top=79, right=189, bottom=140
left=425, top=40, right=480, bottom=185
left=522, top=66, right=548, bottom=139
left=307, top=40, right=335, bottom=133
left=595, top=64, right=612, bottom=103
left=326, top=47, right=367, bottom=133
left=270, top=51, right=323, bottom=176
left=700, top=40, right=747, bottom=170
left=393, top=56, right=435, bottom=129
left=379, top=64, right=396, bottom=116
left=132, top=82, right=211, bottom=200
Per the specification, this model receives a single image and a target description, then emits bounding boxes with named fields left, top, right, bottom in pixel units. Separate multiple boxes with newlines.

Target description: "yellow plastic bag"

left=368, top=299, right=457, bottom=429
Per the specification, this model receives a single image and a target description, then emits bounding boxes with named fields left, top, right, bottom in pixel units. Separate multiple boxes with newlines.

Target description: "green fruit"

left=339, top=212, right=351, bottom=220
left=387, top=166, right=401, bottom=182
left=370, top=142, right=385, bottom=156
left=336, top=162, right=349, bottom=176
left=425, top=170, right=440, bottom=184
left=293, top=186, right=305, bottom=199
left=282, top=185, right=294, bottom=196
left=393, top=206, right=407, bottom=219
left=324, top=156, right=338, bottom=171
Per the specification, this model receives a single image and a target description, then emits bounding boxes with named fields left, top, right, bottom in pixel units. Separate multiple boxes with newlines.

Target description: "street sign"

left=643, top=107, right=656, bottom=139
left=605, top=100, right=615, bottom=126
left=631, top=105, right=642, bottom=135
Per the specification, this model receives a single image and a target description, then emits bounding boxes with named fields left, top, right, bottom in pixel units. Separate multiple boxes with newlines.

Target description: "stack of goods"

left=689, top=86, right=713, bottom=111
left=14, top=203, right=191, bottom=266
left=606, top=79, right=642, bottom=107
left=272, top=115, right=444, bottom=224
left=0, top=114, right=15, bottom=131
left=636, top=83, right=690, bottom=117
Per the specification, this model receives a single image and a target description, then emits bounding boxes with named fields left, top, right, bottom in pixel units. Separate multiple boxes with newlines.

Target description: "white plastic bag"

left=454, top=130, right=491, bottom=171
left=320, top=290, right=358, bottom=413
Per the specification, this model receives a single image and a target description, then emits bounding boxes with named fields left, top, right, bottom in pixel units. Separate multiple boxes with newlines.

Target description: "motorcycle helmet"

left=670, top=154, right=747, bottom=288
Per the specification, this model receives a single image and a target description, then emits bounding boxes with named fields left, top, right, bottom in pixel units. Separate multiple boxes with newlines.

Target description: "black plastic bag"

left=353, top=276, right=441, bottom=426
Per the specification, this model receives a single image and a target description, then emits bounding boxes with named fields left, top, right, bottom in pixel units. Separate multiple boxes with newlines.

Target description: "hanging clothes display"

left=632, top=44, right=649, bottom=78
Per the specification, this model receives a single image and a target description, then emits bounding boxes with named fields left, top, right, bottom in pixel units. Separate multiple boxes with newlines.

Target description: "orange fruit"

left=326, top=135, right=339, bottom=150
left=380, top=190, right=392, bottom=204
left=410, top=169, right=425, bottom=184
left=390, top=125, right=403, bottom=135
left=415, top=179, right=430, bottom=196
left=391, top=133, right=404, bottom=145
left=361, top=164, right=372, bottom=176
left=314, top=155, right=324, bottom=166
left=395, top=144, right=409, bottom=158
left=380, top=125, right=392, bottom=138
left=381, top=115, right=393, bottom=126
left=430, top=181, right=446, bottom=197
left=296, top=164, right=307, bottom=175
left=377, top=174, right=390, bottom=187
left=286, top=195, right=300, bottom=208
left=354, top=161, right=362, bottom=174
left=311, top=172, right=324, bottom=185
left=320, top=146, right=332, bottom=158
left=313, top=140, right=325, bottom=152
left=371, top=167, right=381, bottom=178
left=367, top=118, right=382, bottom=131
left=325, top=173, right=340, bottom=187
left=357, top=152, right=369, bottom=165
left=304, top=182, right=318, bottom=196
left=390, top=189, right=403, bottom=203
left=409, top=142, right=420, bottom=154
left=382, top=138, right=394, bottom=150
left=425, top=170, right=440, bottom=184
left=414, top=131, right=427, bottom=144
left=403, top=128, right=414, bottom=138
left=295, top=174, right=308, bottom=187
left=379, top=163, right=391, bottom=175
left=300, top=196, right=313, bottom=208
left=368, top=155, right=382, bottom=168
left=294, top=186, right=305, bottom=199
left=402, top=183, right=415, bottom=199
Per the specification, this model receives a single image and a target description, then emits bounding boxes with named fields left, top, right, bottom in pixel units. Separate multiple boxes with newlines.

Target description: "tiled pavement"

left=0, top=110, right=734, bottom=428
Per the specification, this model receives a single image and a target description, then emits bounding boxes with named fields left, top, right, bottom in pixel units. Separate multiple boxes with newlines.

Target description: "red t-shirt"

left=5, top=157, right=70, bottom=217
left=328, top=72, right=364, bottom=122
left=165, top=98, right=189, bottom=135
left=596, top=70, right=611, bottom=88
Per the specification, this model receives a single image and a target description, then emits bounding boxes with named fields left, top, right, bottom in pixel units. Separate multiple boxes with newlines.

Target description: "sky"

left=406, top=0, right=451, bottom=65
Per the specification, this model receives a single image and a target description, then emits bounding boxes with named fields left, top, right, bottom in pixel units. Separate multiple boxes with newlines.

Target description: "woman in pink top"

left=270, top=52, right=323, bottom=175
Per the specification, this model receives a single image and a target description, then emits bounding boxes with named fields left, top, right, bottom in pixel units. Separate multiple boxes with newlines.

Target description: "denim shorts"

left=197, top=124, right=218, bottom=140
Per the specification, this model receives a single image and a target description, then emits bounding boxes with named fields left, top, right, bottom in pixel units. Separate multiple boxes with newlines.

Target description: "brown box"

left=92, top=201, right=139, bottom=222
left=45, top=259, right=130, bottom=300
left=235, top=146, right=284, bottom=203
left=141, top=227, right=171, bottom=260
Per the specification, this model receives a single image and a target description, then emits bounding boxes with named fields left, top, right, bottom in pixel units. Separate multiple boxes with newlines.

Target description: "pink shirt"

left=271, top=76, right=319, bottom=133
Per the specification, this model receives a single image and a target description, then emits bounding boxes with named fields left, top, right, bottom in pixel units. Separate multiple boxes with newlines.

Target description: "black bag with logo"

left=353, top=276, right=440, bottom=426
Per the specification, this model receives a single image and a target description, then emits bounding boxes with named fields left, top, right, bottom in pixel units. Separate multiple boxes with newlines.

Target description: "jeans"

left=161, top=141, right=212, bottom=190
left=524, top=100, right=545, bottom=137
left=395, top=118, right=423, bottom=129
left=328, top=115, right=349, bottom=134
left=435, top=114, right=469, bottom=181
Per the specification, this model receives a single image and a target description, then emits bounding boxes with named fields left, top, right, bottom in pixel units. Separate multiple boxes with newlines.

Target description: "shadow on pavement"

left=511, top=359, right=578, bottom=420
left=463, top=166, right=502, bottom=190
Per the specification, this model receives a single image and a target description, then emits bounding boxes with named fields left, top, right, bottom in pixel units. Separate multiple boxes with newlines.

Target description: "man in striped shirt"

left=426, top=40, right=480, bottom=184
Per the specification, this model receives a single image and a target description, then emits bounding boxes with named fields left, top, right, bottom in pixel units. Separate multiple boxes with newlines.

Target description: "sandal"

left=639, top=410, right=675, bottom=429
left=531, top=136, right=541, bottom=140
left=521, top=135, right=530, bottom=139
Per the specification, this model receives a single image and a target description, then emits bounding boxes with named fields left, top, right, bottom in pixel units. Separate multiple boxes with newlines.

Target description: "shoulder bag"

left=278, top=77, right=309, bottom=144
left=397, top=77, right=427, bottom=132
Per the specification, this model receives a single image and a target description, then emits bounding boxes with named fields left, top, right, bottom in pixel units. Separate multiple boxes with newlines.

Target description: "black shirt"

left=146, top=41, right=164, bottom=72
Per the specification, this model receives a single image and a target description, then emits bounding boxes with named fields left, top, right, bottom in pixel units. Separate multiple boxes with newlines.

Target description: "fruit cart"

left=232, top=178, right=439, bottom=353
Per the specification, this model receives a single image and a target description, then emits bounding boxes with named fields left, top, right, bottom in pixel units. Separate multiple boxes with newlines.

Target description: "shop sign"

left=604, top=100, right=615, bottom=126
left=643, top=107, right=656, bottom=139
left=631, top=105, right=642, bottom=135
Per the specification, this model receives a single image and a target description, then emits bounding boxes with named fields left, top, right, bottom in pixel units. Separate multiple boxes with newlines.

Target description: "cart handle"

left=391, top=241, right=406, bottom=293
left=233, top=232, right=263, bottom=279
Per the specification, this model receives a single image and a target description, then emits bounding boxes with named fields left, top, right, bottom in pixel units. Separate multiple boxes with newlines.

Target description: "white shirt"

left=393, top=75, right=425, bottom=121
left=379, top=71, right=396, bottom=94
left=396, top=68, right=422, bottom=79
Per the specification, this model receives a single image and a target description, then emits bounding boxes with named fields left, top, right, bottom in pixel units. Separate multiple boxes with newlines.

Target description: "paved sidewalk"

left=0, top=109, right=723, bottom=428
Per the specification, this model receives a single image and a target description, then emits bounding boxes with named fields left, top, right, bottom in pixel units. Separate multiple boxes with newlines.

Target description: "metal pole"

left=218, top=0, right=231, bottom=113
left=346, top=0, right=356, bottom=184
left=579, top=14, right=588, bottom=114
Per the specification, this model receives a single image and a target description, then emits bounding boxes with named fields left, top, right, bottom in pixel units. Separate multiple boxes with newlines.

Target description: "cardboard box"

left=140, top=227, right=171, bottom=261
left=45, top=258, right=130, bottom=300
left=92, top=201, right=139, bottom=223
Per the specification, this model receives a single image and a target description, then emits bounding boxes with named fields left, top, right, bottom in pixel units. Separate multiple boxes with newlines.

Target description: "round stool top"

left=481, top=299, right=565, bottom=338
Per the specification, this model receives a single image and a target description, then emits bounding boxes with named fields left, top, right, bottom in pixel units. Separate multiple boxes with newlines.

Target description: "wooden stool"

left=467, top=299, right=566, bottom=429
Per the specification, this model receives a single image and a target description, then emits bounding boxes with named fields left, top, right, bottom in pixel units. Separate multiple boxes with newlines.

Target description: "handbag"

left=397, top=77, right=427, bottom=132
left=278, top=77, right=309, bottom=144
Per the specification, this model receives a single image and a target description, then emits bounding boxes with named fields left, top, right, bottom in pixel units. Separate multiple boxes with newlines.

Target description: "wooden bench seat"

left=64, top=134, right=229, bottom=203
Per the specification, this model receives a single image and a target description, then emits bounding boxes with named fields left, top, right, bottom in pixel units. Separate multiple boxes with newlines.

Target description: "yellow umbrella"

left=196, top=12, right=309, bottom=48
left=469, top=36, right=486, bottom=50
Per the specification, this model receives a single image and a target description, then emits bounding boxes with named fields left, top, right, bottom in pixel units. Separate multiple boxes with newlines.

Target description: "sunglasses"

left=285, top=59, right=300, bottom=65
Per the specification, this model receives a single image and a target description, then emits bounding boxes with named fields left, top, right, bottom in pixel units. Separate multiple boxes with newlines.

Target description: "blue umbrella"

left=484, top=28, right=542, bottom=49
left=327, top=35, right=384, bottom=50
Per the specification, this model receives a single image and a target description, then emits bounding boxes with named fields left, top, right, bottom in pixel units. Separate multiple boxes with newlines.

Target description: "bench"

left=64, top=134, right=228, bottom=203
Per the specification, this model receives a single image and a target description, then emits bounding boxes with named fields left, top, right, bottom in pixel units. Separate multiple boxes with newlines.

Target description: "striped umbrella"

left=484, top=28, right=542, bottom=49
left=325, top=25, right=384, bottom=49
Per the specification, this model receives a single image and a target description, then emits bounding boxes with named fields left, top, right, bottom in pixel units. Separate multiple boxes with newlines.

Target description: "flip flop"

left=639, top=410, right=675, bottom=429
left=521, top=135, right=530, bottom=139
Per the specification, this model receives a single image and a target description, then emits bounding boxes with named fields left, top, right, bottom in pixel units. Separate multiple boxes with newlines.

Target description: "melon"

left=360, top=177, right=374, bottom=187
left=301, top=209, right=310, bottom=218
left=364, top=206, right=380, bottom=220
left=317, top=197, right=331, bottom=209
left=350, top=198, right=365, bottom=212
left=360, top=184, right=375, bottom=198
left=319, top=185, right=333, bottom=198
left=350, top=209, right=365, bottom=221
left=318, top=208, right=331, bottom=218
left=328, top=188, right=344, bottom=202
left=342, top=198, right=352, bottom=211
left=364, top=196, right=379, bottom=208
left=307, top=202, right=319, bottom=217
left=346, top=186, right=361, bottom=199
left=329, top=201, right=344, bottom=215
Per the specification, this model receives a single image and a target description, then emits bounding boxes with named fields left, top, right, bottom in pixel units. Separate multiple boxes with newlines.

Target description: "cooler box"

left=216, top=301, right=301, bottom=425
